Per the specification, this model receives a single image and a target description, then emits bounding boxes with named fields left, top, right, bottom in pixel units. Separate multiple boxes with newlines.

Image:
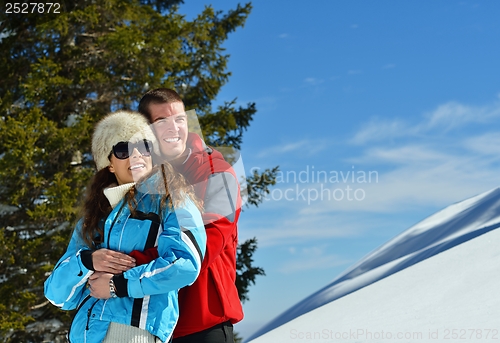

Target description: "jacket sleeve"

left=113, top=196, right=206, bottom=298
left=44, top=221, right=93, bottom=310
left=199, top=171, right=241, bottom=271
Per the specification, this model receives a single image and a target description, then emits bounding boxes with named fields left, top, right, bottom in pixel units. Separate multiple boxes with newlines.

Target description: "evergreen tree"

left=0, top=1, right=277, bottom=341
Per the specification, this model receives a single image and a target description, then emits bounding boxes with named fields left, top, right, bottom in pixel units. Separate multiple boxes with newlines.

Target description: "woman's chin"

left=131, top=168, right=151, bottom=182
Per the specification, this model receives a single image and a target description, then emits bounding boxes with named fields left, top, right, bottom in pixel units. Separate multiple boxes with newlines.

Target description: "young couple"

left=45, top=89, right=243, bottom=343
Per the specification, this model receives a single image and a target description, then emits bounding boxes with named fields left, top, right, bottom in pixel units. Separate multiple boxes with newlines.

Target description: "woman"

left=44, top=110, right=206, bottom=343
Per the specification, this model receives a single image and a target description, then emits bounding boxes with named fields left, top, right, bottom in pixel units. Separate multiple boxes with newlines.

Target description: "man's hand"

left=92, top=249, right=136, bottom=273
left=88, top=272, right=114, bottom=299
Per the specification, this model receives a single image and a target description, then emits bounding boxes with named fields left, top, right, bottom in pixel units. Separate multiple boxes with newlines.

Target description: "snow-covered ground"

left=247, top=187, right=500, bottom=342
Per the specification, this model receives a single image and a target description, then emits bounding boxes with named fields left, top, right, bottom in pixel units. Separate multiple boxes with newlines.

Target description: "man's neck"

left=167, top=148, right=191, bottom=168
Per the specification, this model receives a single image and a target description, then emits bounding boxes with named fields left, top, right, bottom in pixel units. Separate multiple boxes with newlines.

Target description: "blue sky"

left=181, top=1, right=500, bottom=340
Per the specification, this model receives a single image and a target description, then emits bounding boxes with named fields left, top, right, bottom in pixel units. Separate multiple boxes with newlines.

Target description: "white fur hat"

left=91, top=110, right=158, bottom=171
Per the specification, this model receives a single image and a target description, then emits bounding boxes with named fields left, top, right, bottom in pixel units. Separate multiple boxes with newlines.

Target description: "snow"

left=247, top=187, right=500, bottom=342
left=0, top=203, right=18, bottom=215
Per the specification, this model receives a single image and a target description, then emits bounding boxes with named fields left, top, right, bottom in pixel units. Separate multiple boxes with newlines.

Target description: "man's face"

left=149, top=101, right=188, bottom=161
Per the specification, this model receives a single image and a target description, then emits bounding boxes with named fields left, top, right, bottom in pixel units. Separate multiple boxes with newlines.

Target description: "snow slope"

left=247, top=187, right=500, bottom=342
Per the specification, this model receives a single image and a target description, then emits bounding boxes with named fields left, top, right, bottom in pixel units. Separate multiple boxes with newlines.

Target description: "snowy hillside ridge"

left=248, top=224, right=500, bottom=343
left=246, top=187, right=500, bottom=342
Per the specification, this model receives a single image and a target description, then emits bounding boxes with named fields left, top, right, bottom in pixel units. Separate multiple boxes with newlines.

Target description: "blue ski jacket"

left=44, top=176, right=206, bottom=343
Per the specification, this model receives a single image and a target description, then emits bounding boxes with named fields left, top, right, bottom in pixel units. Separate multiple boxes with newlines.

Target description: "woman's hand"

left=88, top=272, right=114, bottom=299
left=92, top=248, right=136, bottom=273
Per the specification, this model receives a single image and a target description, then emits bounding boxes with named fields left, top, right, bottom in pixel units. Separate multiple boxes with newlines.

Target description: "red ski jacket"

left=173, top=133, right=243, bottom=337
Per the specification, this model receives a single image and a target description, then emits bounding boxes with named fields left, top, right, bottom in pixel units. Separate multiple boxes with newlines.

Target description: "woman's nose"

left=130, top=148, right=142, bottom=158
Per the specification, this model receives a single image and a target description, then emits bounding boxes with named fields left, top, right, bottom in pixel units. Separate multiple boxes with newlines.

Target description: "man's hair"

left=138, top=88, right=183, bottom=122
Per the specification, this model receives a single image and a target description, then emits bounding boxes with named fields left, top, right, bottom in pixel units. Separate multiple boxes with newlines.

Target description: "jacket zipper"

left=67, top=295, right=92, bottom=343
left=85, top=299, right=100, bottom=330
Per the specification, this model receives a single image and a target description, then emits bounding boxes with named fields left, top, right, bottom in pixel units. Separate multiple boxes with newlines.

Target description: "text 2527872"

left=5, top=3, right=61, bottom=14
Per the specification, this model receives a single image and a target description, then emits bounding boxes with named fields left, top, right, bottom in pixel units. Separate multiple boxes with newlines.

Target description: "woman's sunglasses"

left=110, top=139, right=153, bottom=160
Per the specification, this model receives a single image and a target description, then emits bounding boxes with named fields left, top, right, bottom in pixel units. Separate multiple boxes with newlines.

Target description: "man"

left=138, top=88, right=243, bottom=343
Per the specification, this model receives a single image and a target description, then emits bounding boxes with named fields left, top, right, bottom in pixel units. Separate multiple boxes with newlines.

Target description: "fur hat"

left=91, top=110, right=158, bottom=171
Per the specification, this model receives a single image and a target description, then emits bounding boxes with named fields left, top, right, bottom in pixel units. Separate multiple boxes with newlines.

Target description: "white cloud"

left=355, top=145, right=450, bottom=165
left=348, top=70, right=362, bottom=75
left=304, top=77, right=324, bottom=86
left=351, top=100, right=500, bottom=145
left=256, top=139, right=329, bottom=158
left=423, top=101, right=500, bottom=130
left=296, top=98, right=500, bottom=216
left=341, top=111, right=500, bottom=213
left=349, top=139, right=498, bottom=207
left=248, top=133, right=499, bottom=220
left=287, top=162, right=497, bottom=218
left=463, top=132, right=500, bottom=156
left=278, top=33, right=289, bottom=39
left=383, top=63, right=396, bottom=69
left=350, top=119, right=410, bottom=145
left=256, top=141, right=305, bottom=157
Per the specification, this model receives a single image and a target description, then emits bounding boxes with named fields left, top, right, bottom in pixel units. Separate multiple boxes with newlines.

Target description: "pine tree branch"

left=30, top=300, right=50, bottom=310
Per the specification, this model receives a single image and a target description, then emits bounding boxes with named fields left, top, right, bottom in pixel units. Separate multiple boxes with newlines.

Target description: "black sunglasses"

left=110, top=139, right=153, bottom=160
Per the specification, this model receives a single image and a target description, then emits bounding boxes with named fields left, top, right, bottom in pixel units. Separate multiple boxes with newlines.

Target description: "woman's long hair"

left=80, top=168, right=117, bottom=248
left=80, top=162, right=202, bottom=249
